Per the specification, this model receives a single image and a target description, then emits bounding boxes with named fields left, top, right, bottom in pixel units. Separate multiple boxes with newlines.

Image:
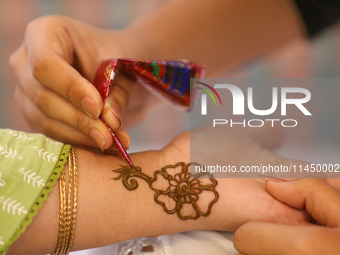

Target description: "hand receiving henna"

left=113, top=124, right=310, bottom=231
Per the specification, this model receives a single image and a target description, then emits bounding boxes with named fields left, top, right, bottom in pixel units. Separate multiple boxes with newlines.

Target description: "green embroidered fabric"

left=4, top=145, right=71, bottom=253
left=0, top=129, right=71, bottom=255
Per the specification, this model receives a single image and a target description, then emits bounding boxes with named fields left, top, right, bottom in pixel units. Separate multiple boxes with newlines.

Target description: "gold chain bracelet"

left=52, top=147, right=78, bottom=255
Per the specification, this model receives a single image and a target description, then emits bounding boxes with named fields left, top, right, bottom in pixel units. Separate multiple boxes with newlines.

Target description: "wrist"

left=110, top=151, right=196, bottom=239
left=128, top=151, right=220, bottom=235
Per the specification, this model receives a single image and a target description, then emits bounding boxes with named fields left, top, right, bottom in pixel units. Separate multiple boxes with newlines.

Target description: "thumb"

left=266, top=178, right=340, bottom=227
left=102, top=71, right=135, bottom=130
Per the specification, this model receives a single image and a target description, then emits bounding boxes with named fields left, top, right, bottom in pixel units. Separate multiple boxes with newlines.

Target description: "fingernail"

left=103, top=104, right=122, bottom=130
left=81, top=97, right=101, bottom=118
left=89, top=128, right=105, bottom=151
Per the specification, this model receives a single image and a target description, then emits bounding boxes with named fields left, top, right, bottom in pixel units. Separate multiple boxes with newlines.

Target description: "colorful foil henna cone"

left=93, top=58, right=206, bottom=111
left=92, top=58, right=206, bottom=165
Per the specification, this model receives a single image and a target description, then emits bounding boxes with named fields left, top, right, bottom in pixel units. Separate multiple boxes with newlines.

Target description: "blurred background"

left=1, top=0, right=340, bottom=151
left=1, top=0, right=340, bottom=153
left=0, top=0, right=340, bottom=253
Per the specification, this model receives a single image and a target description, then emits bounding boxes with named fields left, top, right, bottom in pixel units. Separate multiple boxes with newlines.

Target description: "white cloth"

left=72, top=231, right=237, bottom=255
left=161, top=231, right=237, bottom=255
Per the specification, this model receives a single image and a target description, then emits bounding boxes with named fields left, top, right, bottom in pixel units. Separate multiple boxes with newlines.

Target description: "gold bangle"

left=67, top=148, right=78, bottom=254
left=52, top=147, right=78, bottom=255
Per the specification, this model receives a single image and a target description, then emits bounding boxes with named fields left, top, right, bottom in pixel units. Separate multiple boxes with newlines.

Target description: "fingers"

left=29, top=46, right=103, bottom=120
left=10, top=46, right=113, bottom=150
left=266, top=178, right=340, bottom=227
left=24, top=16, right=103, bottom=119
left=102, top=71, right=135, bottom=130
left=15, top=85, right=131, bottom=150
left=14, top=84, right=96, bottom=147
left=234, top=222, right=340, bottom=255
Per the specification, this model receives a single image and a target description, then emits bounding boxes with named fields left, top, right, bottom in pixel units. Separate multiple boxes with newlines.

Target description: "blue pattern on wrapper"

left=168, top=61, right=191, bottom=96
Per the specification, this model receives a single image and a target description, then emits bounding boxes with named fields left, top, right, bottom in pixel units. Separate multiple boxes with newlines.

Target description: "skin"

left=234, top=178, right=340, bottom=255
left=9, top=0, right=305, bottom=150
left=7, top=125, right=310, bottom=255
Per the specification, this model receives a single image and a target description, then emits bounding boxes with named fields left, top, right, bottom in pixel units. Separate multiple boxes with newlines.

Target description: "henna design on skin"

left=113, top=162, right=219, bottom=220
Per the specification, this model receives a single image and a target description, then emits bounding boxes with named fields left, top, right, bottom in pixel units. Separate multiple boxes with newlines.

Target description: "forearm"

left=122, top=0, right=305, bottom=74
left=7, top=148, right=204, bottom=255
left=5, top=129, right=311, bottom=254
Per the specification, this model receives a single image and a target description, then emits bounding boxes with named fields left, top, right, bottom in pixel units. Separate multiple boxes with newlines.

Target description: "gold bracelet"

left=52, top=147, right=78, bottom=255
left=68, top=148, right=78, bottom=254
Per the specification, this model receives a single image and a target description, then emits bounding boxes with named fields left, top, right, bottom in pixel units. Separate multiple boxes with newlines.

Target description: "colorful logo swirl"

left=196, top=82, right=222, bottom=106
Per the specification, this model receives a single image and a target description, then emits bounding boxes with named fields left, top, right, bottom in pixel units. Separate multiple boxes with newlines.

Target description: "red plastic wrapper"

left=93, top=58, right=206, bottom=111
left=92, top=58, right=204, bottom=166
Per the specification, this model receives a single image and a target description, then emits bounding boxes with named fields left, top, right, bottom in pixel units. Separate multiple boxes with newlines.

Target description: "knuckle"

left=110, top=85, right=131, bottom=111
left=62, top=75, right=78, bottom=101
left=31, top=55, right=49, bottom=81
left=34, top=89, right=49, bottom=114
left=115, top=82, right=131, bottom=100
left=72, top=113, right=88, bottom=134
left=63, top=78, right=75, bottom=100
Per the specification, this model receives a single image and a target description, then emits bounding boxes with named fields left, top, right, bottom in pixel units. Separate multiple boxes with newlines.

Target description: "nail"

left=103, top=104, right=122, bottom=130
left=81, top=97, right=101, bottom=118
left=89, top=128, right=105, bottom=151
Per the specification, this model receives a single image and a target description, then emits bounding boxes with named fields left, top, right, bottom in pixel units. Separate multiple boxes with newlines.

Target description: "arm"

left=8, top=149, right=186, bottom=254
left=7, top=125, right=309, bottom=255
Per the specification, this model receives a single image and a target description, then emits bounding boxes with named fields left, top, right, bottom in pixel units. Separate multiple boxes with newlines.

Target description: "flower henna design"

left=113, top=162, right=219, bottom=220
